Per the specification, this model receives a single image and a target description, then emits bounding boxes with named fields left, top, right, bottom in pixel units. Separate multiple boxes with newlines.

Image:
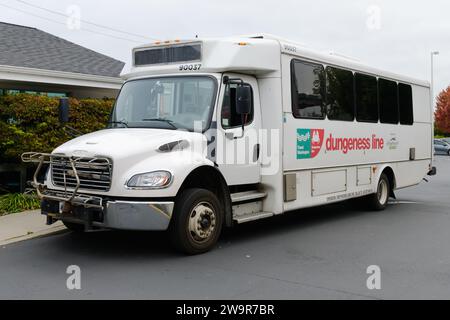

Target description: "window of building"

left=399, top=83, right=413, bottom=125
left=0, top=172, right=21, bottom=193
left=291, top=59, right=326, bottom=119
left=355, top=73, right=378, bottom=122
left=379, top=78, right=399, bottom=124
left=6, top=90, right=21, bottom=95
left=221, top=83, right=253, bottom=129
left=0, top=89, right=67, bottom=97
left=46, top=92, right=68, bottom=98
left=326, top=66, right=355, bottom=121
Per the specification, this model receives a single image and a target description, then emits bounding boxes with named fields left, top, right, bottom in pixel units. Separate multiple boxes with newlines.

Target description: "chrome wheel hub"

left=377, top=179, right=388, bottom=205
left=188, top=202, right=216, bottom=242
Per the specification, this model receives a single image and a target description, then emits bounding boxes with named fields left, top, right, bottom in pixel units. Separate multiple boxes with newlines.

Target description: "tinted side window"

left=399, top=83, right=413, bottom=125
left=221, top=83, right=253, bottom=129
left=291, top=60, right=326, bottom=119
left=355, top=73, right=378, bottom=122
left=379, top=78, right=399, bottom=124
left=326, top=67, right=355, bottom=121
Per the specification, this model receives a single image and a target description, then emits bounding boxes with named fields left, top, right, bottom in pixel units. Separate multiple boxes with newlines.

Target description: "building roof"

left=0, top=22, right=125, bottom=78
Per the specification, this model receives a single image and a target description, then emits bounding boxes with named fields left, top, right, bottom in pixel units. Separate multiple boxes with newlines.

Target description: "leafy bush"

left=0, top=193, right=41, bottom=215
left=0, top=94, right=114, bottom=163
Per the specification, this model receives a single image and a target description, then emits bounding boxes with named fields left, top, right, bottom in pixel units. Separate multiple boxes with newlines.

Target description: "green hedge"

left=0, top=193, right=41, bottom=215
left=0, top=94, right=115, bottom=163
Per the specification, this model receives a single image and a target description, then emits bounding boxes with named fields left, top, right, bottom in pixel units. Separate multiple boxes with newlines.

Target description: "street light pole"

left=430, top=51, right=439, bottom=154
left=431, top=51, right=439, bottom=110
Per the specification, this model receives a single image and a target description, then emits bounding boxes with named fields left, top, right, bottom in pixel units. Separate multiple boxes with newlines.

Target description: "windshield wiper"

left=142, top=118, right=178, bottom=129
left=108, top=121, right=129, bottom=128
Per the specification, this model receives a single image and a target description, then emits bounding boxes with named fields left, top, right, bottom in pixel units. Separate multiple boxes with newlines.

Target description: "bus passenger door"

left=216, top=74, right=261, bottom=186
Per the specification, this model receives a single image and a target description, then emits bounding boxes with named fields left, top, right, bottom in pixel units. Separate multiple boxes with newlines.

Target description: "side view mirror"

left=59, top=97, right=69, bottom=124
left=236, top=85, right=251, bottom=115
left=58, top=97, right=82, bottom=138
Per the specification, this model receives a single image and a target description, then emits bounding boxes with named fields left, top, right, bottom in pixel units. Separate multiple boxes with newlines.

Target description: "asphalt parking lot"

left=1, top=156, right=449, bottom=300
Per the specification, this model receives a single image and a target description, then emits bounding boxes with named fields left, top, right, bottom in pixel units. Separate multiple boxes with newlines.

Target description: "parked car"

left=441, top=137, right=450, bottom=145
left=434, top=139, right=450, bottom=155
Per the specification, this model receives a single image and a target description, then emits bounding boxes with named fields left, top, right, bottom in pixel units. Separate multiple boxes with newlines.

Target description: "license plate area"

left=59, top=201, right=73, bottom=215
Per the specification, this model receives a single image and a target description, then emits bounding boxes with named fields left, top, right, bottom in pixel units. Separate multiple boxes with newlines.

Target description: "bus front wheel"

left=366, top=173, right=390, bottom=211
left=169, top=188, right=223, bottom=255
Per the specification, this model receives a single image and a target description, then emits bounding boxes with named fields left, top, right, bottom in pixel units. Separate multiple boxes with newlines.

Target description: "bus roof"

left=242, top=33, right=429, bottom=87
left=125, top=34, right=429, bottom=88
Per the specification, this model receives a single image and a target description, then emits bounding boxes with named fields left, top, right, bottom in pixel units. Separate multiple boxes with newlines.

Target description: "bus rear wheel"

left=169, top=188, right=223, bottom=255
left=366, top=173, right=390, bottom=211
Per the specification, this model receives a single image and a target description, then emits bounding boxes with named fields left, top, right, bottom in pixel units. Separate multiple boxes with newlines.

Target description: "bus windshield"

left=110, top=76, right=217, bottom=131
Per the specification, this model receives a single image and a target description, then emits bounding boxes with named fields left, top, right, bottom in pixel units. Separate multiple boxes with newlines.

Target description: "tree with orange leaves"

left=435, top=86, right=450, bottom=135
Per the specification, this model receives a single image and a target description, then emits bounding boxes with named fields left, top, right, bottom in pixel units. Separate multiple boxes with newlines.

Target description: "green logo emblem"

left=297, top=129, right=311, bottom=159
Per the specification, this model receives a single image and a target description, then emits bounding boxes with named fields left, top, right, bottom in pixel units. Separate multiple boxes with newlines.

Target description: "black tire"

left=366, top=173, right=390, bottom=211
left=447, top=150, right=450, bottom=156
left=62, top=221, right=85, bottom=233
left=169, top=188, right=223, bottom=255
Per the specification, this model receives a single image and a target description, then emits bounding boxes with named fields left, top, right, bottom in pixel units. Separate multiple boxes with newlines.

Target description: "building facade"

left=0, top=22, right=125, bottom=99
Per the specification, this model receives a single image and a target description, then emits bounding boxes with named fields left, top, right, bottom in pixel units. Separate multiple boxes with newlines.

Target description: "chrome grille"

left=51, top=156, right=112, bottom=192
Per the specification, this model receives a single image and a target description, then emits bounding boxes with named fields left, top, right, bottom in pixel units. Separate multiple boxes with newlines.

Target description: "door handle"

left=253, top=144, right=261, bottom=162
left=225, top=132, right=235, bottom=140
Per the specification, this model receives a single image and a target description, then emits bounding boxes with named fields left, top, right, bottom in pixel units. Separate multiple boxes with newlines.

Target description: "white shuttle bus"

left=23, top=35, right=435, bottom=254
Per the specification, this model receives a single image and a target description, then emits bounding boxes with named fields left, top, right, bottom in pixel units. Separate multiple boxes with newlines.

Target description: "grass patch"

left=0, top=193, right=40, bottom=216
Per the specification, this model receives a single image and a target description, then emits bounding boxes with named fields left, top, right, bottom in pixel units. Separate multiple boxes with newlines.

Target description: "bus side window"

left=399, top=83, right=413, bottom=125
left=379, top=78, right=399, bottom=124
left=291, top=59, right=326, bottom=119
left=355, top=73, right=378, bottom=123
left=326, top=66, right=355, bottom=121
left=221, top=83, right=254, bottom=129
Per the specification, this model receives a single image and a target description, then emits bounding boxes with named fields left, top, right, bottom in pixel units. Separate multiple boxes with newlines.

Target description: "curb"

left=0, top=225, right=68, bottom=247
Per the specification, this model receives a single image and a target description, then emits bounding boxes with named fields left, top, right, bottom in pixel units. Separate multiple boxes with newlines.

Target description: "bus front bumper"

left=41, top=197, right=174, bottom=231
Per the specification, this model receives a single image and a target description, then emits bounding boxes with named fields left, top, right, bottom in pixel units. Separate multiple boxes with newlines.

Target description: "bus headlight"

left=126, top=171, right=172, bottom=189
